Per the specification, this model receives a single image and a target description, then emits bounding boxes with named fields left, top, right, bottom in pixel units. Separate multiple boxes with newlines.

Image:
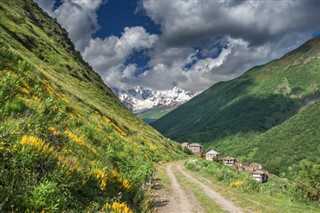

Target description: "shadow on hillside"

left=165, top=93, right=306, bottom=143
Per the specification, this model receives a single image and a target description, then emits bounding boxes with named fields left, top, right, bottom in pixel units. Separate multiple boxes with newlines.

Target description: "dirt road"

left=153, top=163, right=244, bottom=213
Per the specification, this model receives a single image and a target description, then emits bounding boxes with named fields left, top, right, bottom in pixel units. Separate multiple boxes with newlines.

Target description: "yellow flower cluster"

left=230, top=181, right=244, bottom=188
left=48, top=127, right=60, bottom=135
left=104, top=202, right=133, bottom=213
left=21, top=87, right=30, bottom=95
left=149, top=144, right=157, bottom=151
left=46, top=85, right=55, bottom=94
left=90, top=168, right=108, bottom=190
left=111, top=123, right=126, bottom=136
left=20, top=135, right=54, bottom=155
left=97, top=125, right=103, bottom=132
left=122, top=179, right=132, bottom=191
left=64, top=130, right=98, bottom=155
left=32, top=95, right=40, bottom=102
left=112, top=170, right=119, bottom=179
left=95, top=111, right=102, bottom=118
left=2, top=69, right=9, bottom=75
left=104, top=117, right=111, bottom=123
left=0, top=141, right=6, bottom=152
left=104, top=117, right=126, bottom=136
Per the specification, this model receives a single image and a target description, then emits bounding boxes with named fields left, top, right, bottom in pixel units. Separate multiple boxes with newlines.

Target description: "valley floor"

left=151, top=162, right=319, bottom=213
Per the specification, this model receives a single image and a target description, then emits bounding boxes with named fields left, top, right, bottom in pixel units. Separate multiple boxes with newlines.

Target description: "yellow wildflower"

left=0, top=141, right=5, bottom=152
left=21, top=87, right=30, bottom=95
left=90, top=168, right=108, bottom=190
left=105, top=203, right=111, bottom=210
left=104, top=117, right=111, bottom=123
left=122, top=179, right=132, bottom=191
left=20, top=135, right=54, bottom=155
left=46, top=85, right=55, bottom=94
left=111, top=202, right=133, bottom=213
left=64, top=130, right=98, bottom=155
left=230, top=181, right=243, bottom=188
left=48, top=127, right=59, bottom=135
left=112, top=170, right=119, bottom=179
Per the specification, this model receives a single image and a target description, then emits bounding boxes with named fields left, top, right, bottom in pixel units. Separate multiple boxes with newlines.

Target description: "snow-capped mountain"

left=112, top=85, right=200, bottom=114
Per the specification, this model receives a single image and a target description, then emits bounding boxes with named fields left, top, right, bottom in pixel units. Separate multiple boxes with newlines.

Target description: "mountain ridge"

left=112, top=85, right=200, bottom=119
left=151, top=36, right=320, bottom=175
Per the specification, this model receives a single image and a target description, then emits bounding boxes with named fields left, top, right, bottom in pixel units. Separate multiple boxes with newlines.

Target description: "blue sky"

left=35, top=0, right=320, bottom=92
left=95, top=0, right=160, bottom=38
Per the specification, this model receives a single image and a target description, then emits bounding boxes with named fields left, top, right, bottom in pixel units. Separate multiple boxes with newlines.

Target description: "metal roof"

left=253, top=170, right=265, bottom=174
left=188, top=143, right=201, bottom=147
left=206, top=150, right=219, bottom=155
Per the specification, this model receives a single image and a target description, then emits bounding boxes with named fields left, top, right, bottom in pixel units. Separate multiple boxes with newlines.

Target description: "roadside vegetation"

left=185, top=159, right=320, bottom=212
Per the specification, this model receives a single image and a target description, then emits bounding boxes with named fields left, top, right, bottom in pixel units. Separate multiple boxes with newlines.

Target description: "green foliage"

left=291, top=159, right=320, bottom=202
left=26, top=180, right=61, bottom=212
left=0, top=1, right=186, bottom=212
left=4, top=97, right=28, bottom=115
left=185, top=159, right=320, bottom=206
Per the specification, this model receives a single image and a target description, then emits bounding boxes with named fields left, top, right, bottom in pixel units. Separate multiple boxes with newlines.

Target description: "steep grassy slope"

left=152, top=37, right=320, bottom=174
left=0, top=1, right=184, bottom=212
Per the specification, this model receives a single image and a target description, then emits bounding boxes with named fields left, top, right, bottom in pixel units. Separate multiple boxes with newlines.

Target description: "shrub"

left=291, top=159, right=320, bottom=202
left=4, top=97, right=28, bottom=115
left=26, top=180, right=61, bottom=212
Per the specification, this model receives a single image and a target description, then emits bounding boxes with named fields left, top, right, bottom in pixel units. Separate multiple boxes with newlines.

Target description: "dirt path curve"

left=155, top=164, right=203, bottom=213
left=177, top=165, right=244, bottom=213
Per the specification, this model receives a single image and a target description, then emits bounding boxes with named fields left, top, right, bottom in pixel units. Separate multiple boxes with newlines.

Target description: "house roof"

left=224, top=156, right=235, bottom=160
left=206, top=150, right=219, bottom=155
left=253, top=170, right=265, bottom=174
left=188, top=143, right=201, bottom=147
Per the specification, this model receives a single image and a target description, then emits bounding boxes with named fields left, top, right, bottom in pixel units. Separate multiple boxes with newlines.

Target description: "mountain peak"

left=113, top=86, right=200, bottom=115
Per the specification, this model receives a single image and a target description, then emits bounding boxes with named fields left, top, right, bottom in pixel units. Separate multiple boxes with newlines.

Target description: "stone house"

left=181, top=142, right=189, bottom=148
left=205, top=150, right=219, bottom=161
left=188, top=143, right=202, bottom=156
left=223, top=157, right=236, bottom=166
left=252, top=170, right=268, bottom=183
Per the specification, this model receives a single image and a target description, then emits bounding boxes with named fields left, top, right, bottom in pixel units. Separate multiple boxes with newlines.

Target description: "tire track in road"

left=156, top=164, right=204, bottom=213
left=176, top=165, right=244, bottom=213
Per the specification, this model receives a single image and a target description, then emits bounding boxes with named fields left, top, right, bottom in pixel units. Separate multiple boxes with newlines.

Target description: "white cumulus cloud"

left=53, top=0, right=103, bottom=51
left=82, top=26, right=158, bottom=88
left=34, top=0, right=320, bottom=92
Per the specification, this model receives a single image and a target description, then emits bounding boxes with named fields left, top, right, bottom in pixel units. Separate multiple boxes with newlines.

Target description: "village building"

left=233, top=162, right=244, bottom=172
left=188, top=143, right=202, bottom=156
left=242, top=162, right=263, bottom=172
left=252, top=170, right=268, bottom=183
left=181, top=142, right=189, bottom=148
left=223, top=157, right=236, bottom=166
left=205, top=150, right=219, bottom=161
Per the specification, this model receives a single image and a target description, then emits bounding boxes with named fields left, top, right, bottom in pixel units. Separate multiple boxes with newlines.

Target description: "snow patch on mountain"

left=112, top=85, right=200, bottom=114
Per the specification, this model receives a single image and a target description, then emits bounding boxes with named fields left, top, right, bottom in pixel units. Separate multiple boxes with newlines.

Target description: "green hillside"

left=0, top=1, right=184, bottom=212
left=137, top=106, right=172, bottom=123
left=152, top=37, right=320, bottom=175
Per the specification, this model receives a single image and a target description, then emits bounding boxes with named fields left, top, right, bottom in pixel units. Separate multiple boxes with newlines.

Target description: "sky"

left=35, top=0, right=320, bottom=92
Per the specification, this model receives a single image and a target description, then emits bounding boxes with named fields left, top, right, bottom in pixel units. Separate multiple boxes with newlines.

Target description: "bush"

left=26, top=180, right=62, bottom=212
left=291, top=159, right=320, bottom=202
left=4, top=97, right=28, bottom=115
